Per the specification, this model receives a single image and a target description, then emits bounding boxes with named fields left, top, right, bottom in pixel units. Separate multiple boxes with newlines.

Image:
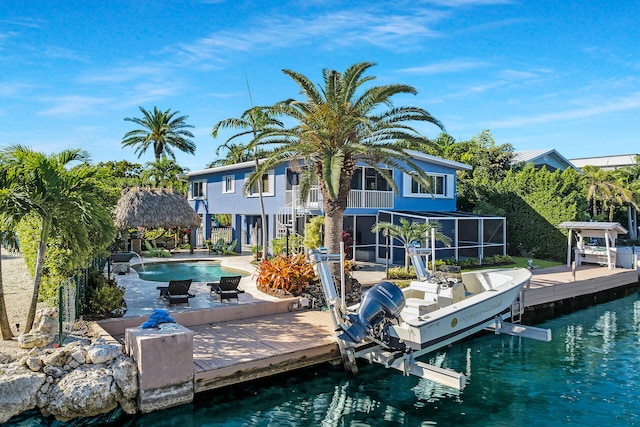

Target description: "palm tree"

left=141, top=157, right=188, bottom=191
left=372, top=218, right=451, bottom=272
left=0, top=145, right=117, bottom=332
left=581, top=165, right=634, bottom=220
left=212, top=106, right=283, bottom=261
left=122, top=106, right=196, bottom=161
left=0, top=186, right=25, bottom=339
left=252, top=62, right=444, bottom=272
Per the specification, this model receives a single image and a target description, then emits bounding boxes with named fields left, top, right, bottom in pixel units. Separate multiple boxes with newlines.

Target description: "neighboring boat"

left=309, top=245, right=551, bottom=390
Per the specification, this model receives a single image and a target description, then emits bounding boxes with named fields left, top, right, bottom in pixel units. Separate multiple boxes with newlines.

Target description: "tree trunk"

left=0, top=246, right=14, bottom=340
left=26, top=219, right=50, bottom=332
left=254, top=150, right=268, bottom=261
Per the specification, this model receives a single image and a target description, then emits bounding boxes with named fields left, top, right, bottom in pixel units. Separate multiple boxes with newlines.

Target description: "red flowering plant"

left=255, top=253, right=317, bottom=297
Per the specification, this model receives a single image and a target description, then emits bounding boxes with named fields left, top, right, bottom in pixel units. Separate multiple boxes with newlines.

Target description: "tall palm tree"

left=581, top=165, right=634, bottom=220
left=252, top=62, right=444, bottom=271
left=122, top=106, right=196, bottom=161
left=0, top=145, right=117, bottom=332
left=212, top=106, right=283, bottom=261
left=372, top=218, right=451, bottom=272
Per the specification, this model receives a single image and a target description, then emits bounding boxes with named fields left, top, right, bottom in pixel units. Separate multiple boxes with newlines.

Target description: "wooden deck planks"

left=524, top=265, right=637, bottom=307
left=191, top=309, right=340, bottom=392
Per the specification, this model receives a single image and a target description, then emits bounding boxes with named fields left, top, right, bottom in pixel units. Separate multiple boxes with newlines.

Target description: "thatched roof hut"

left=113, top=187, right=202, bottom=230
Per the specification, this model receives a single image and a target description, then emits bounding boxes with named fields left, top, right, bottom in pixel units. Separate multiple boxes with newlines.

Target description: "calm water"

left=9, top=290, right=640, bottom=426
left=132, top=261, right=245, bottom=282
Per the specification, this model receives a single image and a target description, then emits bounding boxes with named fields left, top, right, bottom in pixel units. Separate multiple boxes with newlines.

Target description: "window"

left=351, top=167, right=392, bottom=191
left=246, top=170, right=275, bottom=197
left=223, top=175, right=235, bottom=194
left=190, top=180, right=205, bottom=199
left=404, top=173, right=451, bottom=198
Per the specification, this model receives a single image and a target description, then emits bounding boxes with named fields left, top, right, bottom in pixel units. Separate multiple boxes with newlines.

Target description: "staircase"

left=275, top=186, right=322, bottom=238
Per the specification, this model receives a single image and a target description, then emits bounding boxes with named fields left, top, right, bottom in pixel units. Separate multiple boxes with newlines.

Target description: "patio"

left=112, top=250, right=280, bottom=318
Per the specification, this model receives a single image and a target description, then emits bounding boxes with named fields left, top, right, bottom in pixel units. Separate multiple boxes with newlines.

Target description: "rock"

left=34, top=308, right=58, bottom=335
left=120, top=398, right=137, bottom=415
left=25, top=356, right=43, bottom=371
left=0, top=364, right=46, bottom=424
left=69, top=349, right=86, bottom=365
left=86, top=343, right=122, bottom=364
left=17, top=332, right=54, bottom=349
left=43, top=364, right=119, bottom=421
left=68, top=360, right=79, bottom=369
left=42, top=347, right=68, bottom=367
left=111, top=355, right=138, bottom=400
left=43, top=365, right=64, bottom=378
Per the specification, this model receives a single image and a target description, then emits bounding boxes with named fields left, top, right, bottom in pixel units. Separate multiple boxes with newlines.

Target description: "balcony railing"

left=286, top=186, right=393, bottom=210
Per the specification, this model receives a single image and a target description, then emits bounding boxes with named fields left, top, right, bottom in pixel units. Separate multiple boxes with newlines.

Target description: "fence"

left=57, top=256, right=107, bottom=345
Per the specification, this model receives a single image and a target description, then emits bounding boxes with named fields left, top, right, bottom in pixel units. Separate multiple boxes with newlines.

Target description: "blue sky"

left=2, top=0, right=639, bottom=172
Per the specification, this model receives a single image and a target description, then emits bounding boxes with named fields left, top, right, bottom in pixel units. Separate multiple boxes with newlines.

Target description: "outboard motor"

left=339, top=281, right=405, bottom=343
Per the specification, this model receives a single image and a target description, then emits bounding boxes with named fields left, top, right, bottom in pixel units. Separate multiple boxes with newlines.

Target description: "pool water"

left=132, top=261, right=245, bottom=282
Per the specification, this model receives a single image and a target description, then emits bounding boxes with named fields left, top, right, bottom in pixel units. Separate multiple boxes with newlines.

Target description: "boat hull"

left=390, top=268, right=530, bottom=353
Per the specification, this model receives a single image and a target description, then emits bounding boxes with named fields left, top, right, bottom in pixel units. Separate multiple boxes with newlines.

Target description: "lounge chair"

left=207, top=276, right=243, bottom=301
left=207, top=238, right=225, bottom=254
left=220, top=239, right=238, bottom=256
left=157, top=279, right=195, bottom=306
left=144, top=240, right=172, bottom=258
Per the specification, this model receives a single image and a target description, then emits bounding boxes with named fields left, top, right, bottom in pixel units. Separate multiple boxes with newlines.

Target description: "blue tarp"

left=140, top=309, right=176, bottom=328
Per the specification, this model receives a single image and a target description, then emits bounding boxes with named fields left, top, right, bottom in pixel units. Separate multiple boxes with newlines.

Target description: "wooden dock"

left=190, top=309, right=340, bottom=393
left=525, top=264, right=637, bottom=307
left=102, top=264, right=638, bottom=397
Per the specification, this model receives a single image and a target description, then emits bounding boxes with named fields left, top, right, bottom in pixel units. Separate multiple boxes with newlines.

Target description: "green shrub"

left=272, top=233, right=304, bottom=256
left=81, top=267, right=126, bottom=318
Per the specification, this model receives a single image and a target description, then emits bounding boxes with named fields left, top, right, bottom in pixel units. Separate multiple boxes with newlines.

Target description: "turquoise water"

left=8, top=290, right=640, bottom=426
left=132, top=261, right=245, bottom=283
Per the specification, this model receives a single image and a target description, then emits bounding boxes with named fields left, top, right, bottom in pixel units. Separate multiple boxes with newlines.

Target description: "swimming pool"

left=132, top=261, right=246, bottom=283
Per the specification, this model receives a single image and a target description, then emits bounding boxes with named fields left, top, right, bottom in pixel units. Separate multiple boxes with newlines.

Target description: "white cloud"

left=489, top=93, right=640, bottom=128
left=399, top=60, right=487, bottom=74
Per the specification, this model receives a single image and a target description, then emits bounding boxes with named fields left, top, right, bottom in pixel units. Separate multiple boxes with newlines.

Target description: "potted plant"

left=251, top=245, right=263, bottom=260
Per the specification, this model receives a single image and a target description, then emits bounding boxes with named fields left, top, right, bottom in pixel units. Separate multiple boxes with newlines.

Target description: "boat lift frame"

left=310, top=246, right=552, bottom=390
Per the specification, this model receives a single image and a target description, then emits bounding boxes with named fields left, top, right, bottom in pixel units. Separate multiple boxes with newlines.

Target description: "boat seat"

left=403, top=299, right=437, bottom=319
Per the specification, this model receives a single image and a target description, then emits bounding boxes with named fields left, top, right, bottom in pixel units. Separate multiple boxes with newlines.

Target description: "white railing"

left=286, top=186, right=393, bottom=210
left=347, top=189, right=393, bottom=209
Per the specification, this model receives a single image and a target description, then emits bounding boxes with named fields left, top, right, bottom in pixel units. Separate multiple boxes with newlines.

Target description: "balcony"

left=286, top=186, right=393, bottom=211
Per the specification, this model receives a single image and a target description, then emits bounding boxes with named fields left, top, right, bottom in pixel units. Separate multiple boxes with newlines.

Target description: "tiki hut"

left=113, top=187, right=202, bottom=252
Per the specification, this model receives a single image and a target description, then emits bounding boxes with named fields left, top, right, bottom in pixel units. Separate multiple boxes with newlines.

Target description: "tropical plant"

left=255, top=253, right=316, bottom=296
left=582, top=165, right=635, bottom=221
left=0, top=181, right=25, bottom=339
left=372, top=218, right=451, bottom=272
left=122, top=106, right=196, bottom=161
left=0, top=145, right=117, bottom=332
left=271, top=233, right=305, bottom=256
left=141, top=157, right=188, bottom=191
left=303, top=216, right=324, bottom=250
left=212, top=106, right=283, bottom=261
left=251, top=62, right=444, bottom=277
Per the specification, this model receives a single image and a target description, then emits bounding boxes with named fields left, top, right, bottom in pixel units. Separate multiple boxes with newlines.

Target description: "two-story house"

left=186, top=151, right=507, bottom=265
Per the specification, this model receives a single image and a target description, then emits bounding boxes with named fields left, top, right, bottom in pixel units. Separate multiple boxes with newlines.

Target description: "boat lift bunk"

left=309, top=246, right=552, bottom=390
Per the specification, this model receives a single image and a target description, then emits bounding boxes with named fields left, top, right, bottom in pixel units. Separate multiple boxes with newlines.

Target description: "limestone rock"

left=112, top=355, right=138, bottom=400
left=34, top=308, right=58, bottom=335
left=25, top=356, right=43, bottom=371
left=43, top=365, right=65, bottom=378
left=17, top=332, right=54, bottom=349
left=43, top=364, right=119, bottom=421
left=87, top=343, right=122, bottom=365
left=0, top=364, right=47, bottom=424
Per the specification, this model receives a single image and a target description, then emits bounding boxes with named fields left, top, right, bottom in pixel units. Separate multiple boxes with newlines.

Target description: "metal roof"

left=558, top=221, right=628, bottom=234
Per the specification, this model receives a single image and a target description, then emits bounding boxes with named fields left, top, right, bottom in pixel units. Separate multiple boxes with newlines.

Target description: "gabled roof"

left=186, top=151, right=472, bottom=178
left=513, top=149, right=578, bottom=171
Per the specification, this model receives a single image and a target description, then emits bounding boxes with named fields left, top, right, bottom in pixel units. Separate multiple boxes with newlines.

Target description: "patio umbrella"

left=113, top=187, right=202, bottom=230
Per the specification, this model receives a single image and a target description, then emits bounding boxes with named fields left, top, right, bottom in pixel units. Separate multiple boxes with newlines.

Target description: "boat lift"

left=309, top=246, right=552, bottom=390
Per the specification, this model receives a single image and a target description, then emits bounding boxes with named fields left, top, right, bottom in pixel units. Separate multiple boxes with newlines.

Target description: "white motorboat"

left=309, top=246, right=551, bottom=390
